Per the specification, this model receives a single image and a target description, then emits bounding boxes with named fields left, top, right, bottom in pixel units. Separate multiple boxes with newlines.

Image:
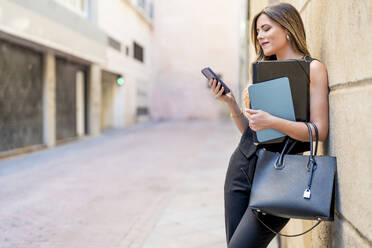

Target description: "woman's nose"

left=257, top=32, right=264, bottom=40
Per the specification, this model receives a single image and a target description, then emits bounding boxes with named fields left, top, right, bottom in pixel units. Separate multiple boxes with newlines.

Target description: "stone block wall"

left=247, top=0, right=372, bottom=247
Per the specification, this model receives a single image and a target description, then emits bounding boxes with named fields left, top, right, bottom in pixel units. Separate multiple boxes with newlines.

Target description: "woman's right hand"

left=208, top=79, right=235, bottom=105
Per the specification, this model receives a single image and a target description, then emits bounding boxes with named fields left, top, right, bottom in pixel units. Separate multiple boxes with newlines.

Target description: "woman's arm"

left=227, top=100, right=249, bottom=134
left=209, top=79, right=249, bottom=134
left=246, top=60, right=329, bottom=142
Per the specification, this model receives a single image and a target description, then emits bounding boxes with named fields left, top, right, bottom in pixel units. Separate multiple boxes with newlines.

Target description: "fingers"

left=245, top=112, right=252, bottom=122
left=213, top=82, right=221, bottom=95
left=209, top=79, right=222, bottom=95
left=208, top=79, right=213, bottom=87
left=245, top=109, right=265, bottom=131
left=208, top=79, right=218, bottom=90
left=216, top=85, right=225, bottom=98
left=245, top=108, right=258, bottom=114
left=244, top=108, right=255, bottom=123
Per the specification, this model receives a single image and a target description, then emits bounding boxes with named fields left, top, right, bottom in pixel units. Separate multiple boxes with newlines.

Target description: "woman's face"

left=256, top=13, right=288, bottom=56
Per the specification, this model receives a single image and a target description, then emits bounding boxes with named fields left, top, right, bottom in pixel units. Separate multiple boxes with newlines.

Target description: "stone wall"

left=247, top=0, right=372, bottom=247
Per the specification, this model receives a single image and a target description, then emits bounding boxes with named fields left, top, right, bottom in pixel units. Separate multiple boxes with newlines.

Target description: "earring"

left=286, top=34, right=290, bottom=40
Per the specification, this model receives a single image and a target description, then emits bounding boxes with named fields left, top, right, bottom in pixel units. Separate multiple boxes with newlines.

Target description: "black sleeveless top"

left=256, top=55, right=318, bottom=154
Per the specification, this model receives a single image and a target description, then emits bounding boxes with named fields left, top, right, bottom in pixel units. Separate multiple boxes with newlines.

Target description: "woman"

left=208, top=3, right=329, bottom=248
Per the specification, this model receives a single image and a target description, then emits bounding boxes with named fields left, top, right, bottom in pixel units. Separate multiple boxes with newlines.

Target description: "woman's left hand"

left=245, top=109, right=275, bottom=131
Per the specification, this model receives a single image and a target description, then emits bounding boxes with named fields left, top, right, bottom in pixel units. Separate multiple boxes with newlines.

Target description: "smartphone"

left=201, top=67, right=231, bottom=95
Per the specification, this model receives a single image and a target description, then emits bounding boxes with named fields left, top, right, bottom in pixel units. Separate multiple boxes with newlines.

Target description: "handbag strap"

left=304, top=122, right=317, bottom=196
left=252, top=210, right=321, bottom=237
left=309, top=121, right=319, bottom=155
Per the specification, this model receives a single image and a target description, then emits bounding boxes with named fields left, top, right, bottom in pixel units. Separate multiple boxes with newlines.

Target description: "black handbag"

left=248, top=122, right=337, bottom=237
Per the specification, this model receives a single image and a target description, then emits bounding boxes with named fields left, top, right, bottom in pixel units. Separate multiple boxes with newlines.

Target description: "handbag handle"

left=274, top=138, right=297, bottom=169
left=254, top=121, right=322, bottom=237
left=275, top=121, right=319, bottom=168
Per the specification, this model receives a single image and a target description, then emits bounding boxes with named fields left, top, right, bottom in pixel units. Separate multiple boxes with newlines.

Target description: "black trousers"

left=224, top=136, right=290, bottom=248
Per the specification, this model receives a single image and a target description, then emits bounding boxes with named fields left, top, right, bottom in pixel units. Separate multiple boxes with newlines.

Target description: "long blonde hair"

left=243, top=3, right=311, bottom=107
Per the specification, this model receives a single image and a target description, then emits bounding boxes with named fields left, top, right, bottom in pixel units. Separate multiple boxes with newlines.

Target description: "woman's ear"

left=286, top=32, right=290, bottom=41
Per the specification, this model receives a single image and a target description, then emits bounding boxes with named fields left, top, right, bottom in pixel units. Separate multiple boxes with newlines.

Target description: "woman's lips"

left=261, top=42, right=269, bottom=47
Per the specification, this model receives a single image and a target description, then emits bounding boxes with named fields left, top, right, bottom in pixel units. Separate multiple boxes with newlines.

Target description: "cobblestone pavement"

left=0, top=120, right=279, bottom=248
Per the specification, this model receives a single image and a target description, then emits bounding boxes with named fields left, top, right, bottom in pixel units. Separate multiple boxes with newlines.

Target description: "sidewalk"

left=0, top=120, right=279, bottom=248
left=138, top=120, right=279, bottom=248
left=139, top=120, right=238, bottom=248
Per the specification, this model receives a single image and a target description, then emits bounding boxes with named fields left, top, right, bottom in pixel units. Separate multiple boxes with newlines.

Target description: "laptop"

left=248, top=77, right=296, bottom=143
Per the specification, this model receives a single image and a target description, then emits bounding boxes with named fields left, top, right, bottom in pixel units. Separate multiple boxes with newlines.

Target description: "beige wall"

left=247, top=0, right=372, bottom=247
left=0, top=0, right=106, bottom=64
left=101, top=71, right=116, bottom=130
left=97, top=0, right=153, bottom=126
left=150, top=0, right=241, bottom=120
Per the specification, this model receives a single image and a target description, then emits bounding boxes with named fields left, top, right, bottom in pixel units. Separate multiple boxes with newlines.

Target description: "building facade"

left=97, top=0, right=153, bottom=127
left=0, top=0, right=153, bottom=155
left=242, top=0, right=372, bottom=247
left=0, top=0, right=244, bottom=155
left=150, top=0, right=242, bottom=120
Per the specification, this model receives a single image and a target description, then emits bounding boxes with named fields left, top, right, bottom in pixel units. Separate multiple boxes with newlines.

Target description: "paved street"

left=0, top=120, right=279, bottom=248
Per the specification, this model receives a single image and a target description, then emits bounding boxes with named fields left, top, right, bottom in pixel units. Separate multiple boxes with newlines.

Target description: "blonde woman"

left=209, top=3, right=329, bottom=247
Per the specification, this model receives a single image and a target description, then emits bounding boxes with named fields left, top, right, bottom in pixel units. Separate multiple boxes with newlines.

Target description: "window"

left=54, top=0, right=89, bottom=16
left=138, top=0, right=146, bottom=9
left=108, top=36, right=121, bottom=52
left=136, top=107, right=148, bottom=116
left=133, top=0, right=153, bottom=21
left=148, top=2, right=154, bottom=19
left=133, top=42, right=144, bottom=63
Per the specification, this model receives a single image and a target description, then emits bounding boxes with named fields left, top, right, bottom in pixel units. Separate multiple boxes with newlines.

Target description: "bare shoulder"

left=310, top=59, right=327, bottom=75
left=310, top=59, right=328, bottom=88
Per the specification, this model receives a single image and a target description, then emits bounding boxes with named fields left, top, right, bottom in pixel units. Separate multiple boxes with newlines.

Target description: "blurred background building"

left=0, top=0, right=154, bottom=153
left=0, top=0, right=371, bottom=247
left=150, top=0, right=242, bottom=120
left=0, top=0, right=243, bottom=154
